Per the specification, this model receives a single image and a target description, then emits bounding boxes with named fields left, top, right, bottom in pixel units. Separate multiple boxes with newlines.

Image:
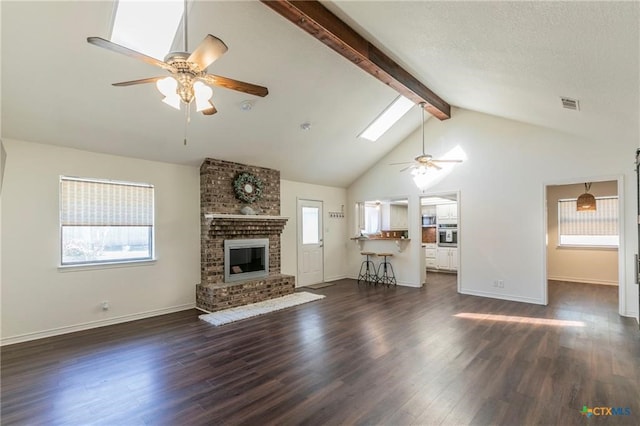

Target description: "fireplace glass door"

left=224, top=238, right=269, bottom=282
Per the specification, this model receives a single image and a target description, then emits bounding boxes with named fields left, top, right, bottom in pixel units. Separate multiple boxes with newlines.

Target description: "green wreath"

left=233, top=172, right=263, bottom=204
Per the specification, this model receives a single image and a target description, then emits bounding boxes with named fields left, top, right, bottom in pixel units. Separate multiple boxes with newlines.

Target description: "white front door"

left=297, top=199, right=324, bottom=286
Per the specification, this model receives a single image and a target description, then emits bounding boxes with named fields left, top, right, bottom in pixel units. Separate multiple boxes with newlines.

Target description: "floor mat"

left=303, top=282, right=336, bottom=289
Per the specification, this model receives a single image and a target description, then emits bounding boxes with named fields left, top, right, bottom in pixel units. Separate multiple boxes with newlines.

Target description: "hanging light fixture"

left=577, top=182, right=596, bottom=211
left=412, top=103, right=434, bottom=191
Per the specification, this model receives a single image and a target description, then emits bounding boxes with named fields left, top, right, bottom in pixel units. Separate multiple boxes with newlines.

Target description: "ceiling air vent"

left=561, top=97, right=580, bottom=111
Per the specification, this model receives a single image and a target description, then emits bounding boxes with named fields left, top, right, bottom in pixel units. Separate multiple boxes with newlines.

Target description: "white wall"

left=280, top=179, right=348, bottom=284
left=348, top=107, right=638, bottom=318
left=1, top=139, right=200, bottom=344
left=546, top=181, right=618, bottom=286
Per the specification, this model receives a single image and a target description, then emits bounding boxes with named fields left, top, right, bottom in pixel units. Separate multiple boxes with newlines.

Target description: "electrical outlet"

left=493, top=280, right=499, bottom=288
left=101, top=301, right=110, bottom=310
left=497, top=280, right=504, bottom=288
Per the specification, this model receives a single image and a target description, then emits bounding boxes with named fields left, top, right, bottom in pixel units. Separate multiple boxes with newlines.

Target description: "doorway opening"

left=544, top=178, right=624, bottom=315
left=419, top=191, right=461, bottom=292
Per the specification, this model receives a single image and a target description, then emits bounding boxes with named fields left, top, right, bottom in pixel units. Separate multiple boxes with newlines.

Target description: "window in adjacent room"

left=557, top=196, right=619, bottom=247
left=60, top=176, right=154, bottom=266
left=363, top=202, right=381, bottom=235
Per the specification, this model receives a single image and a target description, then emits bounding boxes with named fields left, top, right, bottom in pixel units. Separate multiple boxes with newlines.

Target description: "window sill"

left=556, top=245, right=618, bottom=251
left=58, top=259, right=157, bottom=272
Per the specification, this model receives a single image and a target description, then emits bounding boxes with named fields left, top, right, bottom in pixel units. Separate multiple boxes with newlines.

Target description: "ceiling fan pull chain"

left=183, top=103, right=190, bottom=146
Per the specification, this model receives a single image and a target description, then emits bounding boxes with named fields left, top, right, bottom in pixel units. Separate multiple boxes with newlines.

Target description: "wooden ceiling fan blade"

left=112, top=77, right=164, bottom=87
left=389, top=161, right=413, bottom=166
left=87, top=37, right=175, bottom=72
left=427, top=161, right=442, bottom=170
left=187, top=35, right=228, bottom=70
left=202, top=101, right=218, bottom=116
left=200, top=74, right=269, bottom=97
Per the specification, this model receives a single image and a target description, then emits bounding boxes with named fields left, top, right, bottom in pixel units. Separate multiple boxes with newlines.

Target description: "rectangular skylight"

left=110, top=0, right=184, bottom=61
left=358, top=95, right=415, bottom=141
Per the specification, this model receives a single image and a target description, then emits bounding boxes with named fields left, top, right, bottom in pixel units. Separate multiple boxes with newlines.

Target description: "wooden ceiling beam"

left=260, top=0, right=451, bottom=120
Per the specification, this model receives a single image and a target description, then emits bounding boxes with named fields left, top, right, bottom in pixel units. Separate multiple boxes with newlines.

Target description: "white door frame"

left=542, top=175, right=625, bottom=315
left=418, top=190, right=462, bottom=293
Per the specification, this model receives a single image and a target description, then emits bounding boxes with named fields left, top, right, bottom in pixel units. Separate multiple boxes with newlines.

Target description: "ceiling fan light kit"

left=412, top=167, right=431, bottom=191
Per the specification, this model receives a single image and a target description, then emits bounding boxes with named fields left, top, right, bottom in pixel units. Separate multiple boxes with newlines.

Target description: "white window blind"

left=558, top=197, right=618, bottom=247
left=60, top=176, right=154, bottom=266
left=60, top=177, right=153, bottom=226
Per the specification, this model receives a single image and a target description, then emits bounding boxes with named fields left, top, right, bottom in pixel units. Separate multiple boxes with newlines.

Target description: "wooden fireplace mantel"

left=204, top=214, right=289, bottom=221
left=203, top=213, right=289, bottom=238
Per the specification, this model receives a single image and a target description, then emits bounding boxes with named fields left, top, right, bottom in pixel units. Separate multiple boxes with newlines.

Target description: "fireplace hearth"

left=197, top=214, right=295, bottom=312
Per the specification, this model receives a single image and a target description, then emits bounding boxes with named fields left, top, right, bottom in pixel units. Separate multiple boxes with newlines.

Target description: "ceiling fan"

left=86, top=0, right=268, bottom=117
left=390, top=103, right=462, bottom=172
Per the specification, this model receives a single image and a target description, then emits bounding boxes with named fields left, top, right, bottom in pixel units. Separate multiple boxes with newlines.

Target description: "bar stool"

left=376, top=253, right=397, bottom=286
left=357, top=252, right=378, bottom=285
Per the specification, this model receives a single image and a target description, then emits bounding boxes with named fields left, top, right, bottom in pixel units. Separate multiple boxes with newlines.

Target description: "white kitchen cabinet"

left=436, top=203, right=457, bottom=224
left=382, top=203, right=409, bottom=230
left=425, top=244, right=437, bottom=270
left=424, top=247, right=437, bottom=258
left=436, top=247, right=458, bottom=271
left=390, top=204, right=408, bottom=230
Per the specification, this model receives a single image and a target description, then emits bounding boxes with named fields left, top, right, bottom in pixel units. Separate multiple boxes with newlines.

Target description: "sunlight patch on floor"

left=454, top=312, right=585, bottom=327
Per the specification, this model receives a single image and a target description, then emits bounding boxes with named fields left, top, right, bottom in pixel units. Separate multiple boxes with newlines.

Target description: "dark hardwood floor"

left=2, top=274, right=639, bottom=425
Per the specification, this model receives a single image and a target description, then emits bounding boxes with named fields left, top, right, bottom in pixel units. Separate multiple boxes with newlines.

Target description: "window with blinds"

left=60, top=176, right=154, bottom=265
left=557, top=196, right=619, bottom=247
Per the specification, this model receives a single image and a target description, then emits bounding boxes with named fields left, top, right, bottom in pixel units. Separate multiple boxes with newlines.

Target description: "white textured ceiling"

left=2, top=1, right=638, bottom=187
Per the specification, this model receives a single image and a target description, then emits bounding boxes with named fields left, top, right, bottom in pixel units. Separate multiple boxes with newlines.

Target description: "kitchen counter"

left=351, top=236, right=411, bottom=252
left=351, top=237, right=410, bottom=241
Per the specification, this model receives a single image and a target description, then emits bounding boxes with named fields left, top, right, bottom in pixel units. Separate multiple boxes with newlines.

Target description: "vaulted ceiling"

left=2, top=1, right=638, bottom=187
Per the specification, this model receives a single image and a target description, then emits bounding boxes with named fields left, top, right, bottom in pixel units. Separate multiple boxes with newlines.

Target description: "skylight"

left=358, top=95, right=414, bottom=142
left=110, top=0, right=184, bottom=61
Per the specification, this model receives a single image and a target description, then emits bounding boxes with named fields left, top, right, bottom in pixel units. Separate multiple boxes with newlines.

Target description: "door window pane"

left=302, top=207, right=319, bottom=244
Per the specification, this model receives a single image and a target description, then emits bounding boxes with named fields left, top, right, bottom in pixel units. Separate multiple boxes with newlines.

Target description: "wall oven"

left=438, top=224, right=458, bottom=247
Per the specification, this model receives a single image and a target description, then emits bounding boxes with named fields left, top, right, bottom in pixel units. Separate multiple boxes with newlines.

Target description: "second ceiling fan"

left=391, top=103, right=462, bottom=172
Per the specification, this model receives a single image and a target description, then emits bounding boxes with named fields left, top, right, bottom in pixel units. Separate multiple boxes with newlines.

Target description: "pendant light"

left=577, top=182, right=596, bottom=211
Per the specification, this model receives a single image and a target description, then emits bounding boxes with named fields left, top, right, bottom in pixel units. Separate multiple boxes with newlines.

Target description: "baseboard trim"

left=547, top=276, right=618, bottom=286
left=460, top=288, right=544, bottom=306
left=324, top=275, right=347, bottom=282
left=345, top=274, right=421, bottom=287
left=396, top=280, right=422, bottom=288
left=1, top=303, right=196, bottom=346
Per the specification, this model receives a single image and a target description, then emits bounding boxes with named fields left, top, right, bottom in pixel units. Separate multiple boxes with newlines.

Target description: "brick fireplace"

left=196, top=158, right=295, bottom=312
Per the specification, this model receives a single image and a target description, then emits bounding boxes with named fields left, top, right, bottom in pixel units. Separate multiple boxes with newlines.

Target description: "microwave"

left=422, top=215, right=436, bottom=226
left=438, top=225, right=458, bottom=247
